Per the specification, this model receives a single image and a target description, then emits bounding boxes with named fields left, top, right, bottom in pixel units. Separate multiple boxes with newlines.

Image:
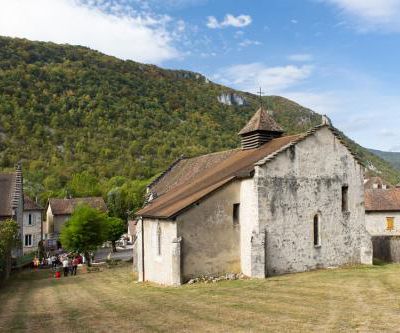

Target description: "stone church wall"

left=177, top=181, right=241, bottom=281
left=256, top=127, right=372, bottom=276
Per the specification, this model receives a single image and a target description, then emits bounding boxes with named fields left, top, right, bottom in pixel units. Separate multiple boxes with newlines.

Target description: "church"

left=136, top=107, right=372, bottom=285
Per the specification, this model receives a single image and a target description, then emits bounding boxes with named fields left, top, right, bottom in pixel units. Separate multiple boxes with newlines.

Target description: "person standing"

left=71, top=257, right=78, bottom=276
left=62, top=257, right=69, bottom=277
left=51, top=255, right=57, bottom=269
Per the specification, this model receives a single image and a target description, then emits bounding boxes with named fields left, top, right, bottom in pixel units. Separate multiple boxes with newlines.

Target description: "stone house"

left=0, top=164, right=24, bottom=257
left=136, top=108, right=372, bottom=285
left=22, top=195, right=44, bottom=254
left=44, top=197, right=107, bottom=242
left=365, top=188, right=400, bottom=262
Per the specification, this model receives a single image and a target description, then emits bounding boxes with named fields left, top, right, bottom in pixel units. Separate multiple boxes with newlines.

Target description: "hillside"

left=369, top=149, right=400, bottom=172
left=0, top=36, right=399, bottom=213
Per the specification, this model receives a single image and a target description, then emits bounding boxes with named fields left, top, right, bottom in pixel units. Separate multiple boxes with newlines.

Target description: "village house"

left=364, top=176, right=392, bottom=190
left=22, top=195, right=44, bottom=254
left=365, top=188, right=400, bottom=262
left=135, top=108, right=372, bottom=285
left=43, top=197, right=107, bottom=243
left=0, top=164, right=24, bottom=257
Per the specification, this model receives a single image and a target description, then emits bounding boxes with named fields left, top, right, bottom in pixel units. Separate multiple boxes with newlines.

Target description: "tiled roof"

left=149, top=149, right=239, bottom=198
left=0, top=173, right=16, bottom=217
left=24, top=195, right=44, bottom=211
left=365, top=189, right=400, bottom=212
left=238, top=107, right=284, bottom=135
left=48, top=197, right=107, bottom=215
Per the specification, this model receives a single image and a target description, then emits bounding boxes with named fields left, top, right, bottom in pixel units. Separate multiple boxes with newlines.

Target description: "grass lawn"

left=1, top=263, right=400, bottom=332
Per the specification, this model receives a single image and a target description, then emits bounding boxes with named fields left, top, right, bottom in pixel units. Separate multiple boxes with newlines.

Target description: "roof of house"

left=364, top=176, right=392, bottom=190
left=0, top=173, right=16, bottom=217
left=24, top=195, right=44, bottom=211
left=238, top=107, right=284, bottom=135
left=48, top=197, right=107, bottom=216
left=365, top=189, right=400, bottom=212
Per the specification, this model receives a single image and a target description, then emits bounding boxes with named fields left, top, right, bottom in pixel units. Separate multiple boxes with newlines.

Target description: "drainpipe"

left=141, top=218, right=145, bottom=281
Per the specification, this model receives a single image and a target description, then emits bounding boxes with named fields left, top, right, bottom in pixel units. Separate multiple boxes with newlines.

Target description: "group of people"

left=61, top=255, right=81, bottom=276
left=32, top=253, right=83, bottom=277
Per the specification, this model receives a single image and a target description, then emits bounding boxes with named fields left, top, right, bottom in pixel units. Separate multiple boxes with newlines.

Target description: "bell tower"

left=238, top=107, right=284, bottom=150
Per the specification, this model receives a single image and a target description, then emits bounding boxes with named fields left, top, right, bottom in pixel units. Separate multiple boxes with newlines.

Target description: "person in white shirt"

left=62, top=258, right=69, bottom=277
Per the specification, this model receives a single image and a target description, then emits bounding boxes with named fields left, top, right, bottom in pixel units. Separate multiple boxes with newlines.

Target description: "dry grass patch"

left=1, top=263, right=400, bottom=332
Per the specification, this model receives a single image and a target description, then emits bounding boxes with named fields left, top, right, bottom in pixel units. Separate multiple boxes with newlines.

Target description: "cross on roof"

left=257, top=87, right=265, bottom=108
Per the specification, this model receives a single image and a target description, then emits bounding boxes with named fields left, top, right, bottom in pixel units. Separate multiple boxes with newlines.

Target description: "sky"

left=0, top=0, right=399, bottom=152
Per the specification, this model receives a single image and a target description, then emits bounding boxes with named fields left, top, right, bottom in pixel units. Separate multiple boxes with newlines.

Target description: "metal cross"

left=257, top=87, right=264, bottom=107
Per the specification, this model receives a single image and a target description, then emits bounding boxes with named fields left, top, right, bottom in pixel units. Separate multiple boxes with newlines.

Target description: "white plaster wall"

left=22, top=211, right=42, bottom=253
left=44, top=205, right=53, bottom=236
left=366, top=212, right=400, bottom=236
left=177, top=181, right=241, bottom=280
left=239, top=178, right=259, bottom=276
left=141, top=218, right=178, bottom=285
left=256, top=127, right=371, bottom=276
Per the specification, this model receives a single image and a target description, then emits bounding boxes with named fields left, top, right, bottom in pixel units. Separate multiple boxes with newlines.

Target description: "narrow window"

left=25, top=234, right=32, bottom=247
left=28, top=214, right=32, bottom=225
left=156, top=223, right=162, bottom=256
left=233, top=203, right=240, bottom=226
left=313, top=215, right=320, bottom=247
left=386, top=217, right=395, bottom=231
left=342, top=185, right=348, bottom=212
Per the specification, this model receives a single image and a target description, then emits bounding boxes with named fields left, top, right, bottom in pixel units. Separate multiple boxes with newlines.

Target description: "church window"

left=342, top=185, right=349, bottom=212
left=233, top=203, right=240, bottom=226
left=313, top=215, right=321, bottom=247
left=25, top=234, right=32, bottom=247
left=386, top=217, right=395, bottom=231
left=156, top=223, right=162, bottom=256
left=28, top=214, right=32, bottom=225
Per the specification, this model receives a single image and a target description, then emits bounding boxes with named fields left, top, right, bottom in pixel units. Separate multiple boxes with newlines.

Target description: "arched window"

left=313, top=214, right=321, bottom=247
left=156, top=223, right=162, bottom=256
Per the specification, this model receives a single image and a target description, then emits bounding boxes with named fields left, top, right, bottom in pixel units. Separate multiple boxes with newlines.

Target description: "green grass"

left=1, top=263, right=400, bottom=332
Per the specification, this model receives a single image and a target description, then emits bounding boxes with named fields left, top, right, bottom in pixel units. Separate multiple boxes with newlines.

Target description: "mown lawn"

left=1, top=263, right=400, bottom=332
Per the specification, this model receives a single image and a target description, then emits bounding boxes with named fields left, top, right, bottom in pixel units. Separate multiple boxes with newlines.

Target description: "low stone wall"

left=372, top=236, right=400, bottom=263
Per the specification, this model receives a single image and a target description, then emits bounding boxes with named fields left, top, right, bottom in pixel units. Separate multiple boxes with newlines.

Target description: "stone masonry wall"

left=256, top=127, right=372, bottom=276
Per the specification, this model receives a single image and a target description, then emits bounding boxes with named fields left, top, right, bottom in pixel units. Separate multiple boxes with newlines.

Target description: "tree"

left=105, top=217, right=126, bottom=253
left=60, top=204, right=108, bottom=266
left=0, top=219, right=19, bottom=282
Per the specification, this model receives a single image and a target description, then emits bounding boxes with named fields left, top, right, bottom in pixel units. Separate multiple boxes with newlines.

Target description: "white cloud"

left=238, top=39, right=262, bottom=48
left=287, top=53, right=314, bottom=62
left=206, top=14, right=252, bottom=29
left=0, top=0, right=180, bottom=64
left=214, top=63, right=313, bottom=93
left=323, top=0, right=400, bottom=32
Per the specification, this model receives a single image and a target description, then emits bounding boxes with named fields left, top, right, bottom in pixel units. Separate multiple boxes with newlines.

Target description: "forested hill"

left=369, top=149, right=400, bottom=171
left=0, top=36, right=399, bottom=211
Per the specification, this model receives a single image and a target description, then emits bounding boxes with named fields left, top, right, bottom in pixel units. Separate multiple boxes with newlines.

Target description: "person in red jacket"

left=71, top=257, right=79, bottom=276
